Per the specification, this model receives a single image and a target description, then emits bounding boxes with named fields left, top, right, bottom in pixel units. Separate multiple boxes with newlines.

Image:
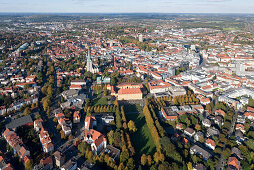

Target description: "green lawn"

left=126, top=112, right=156, bottom=158
left=223, top=27, right=237, bottom=31
left=93, top=97, right=108, bottom=106
left=125, top=104, right=142, bottom=113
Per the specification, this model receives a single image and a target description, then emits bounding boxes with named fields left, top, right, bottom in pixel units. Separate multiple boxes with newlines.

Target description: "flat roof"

left=162, top=107, right=178, bottom=117
left=6, top=115, right=33, bottom=129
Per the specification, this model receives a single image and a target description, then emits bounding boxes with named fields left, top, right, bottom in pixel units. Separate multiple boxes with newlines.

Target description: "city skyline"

left=0, top=0, right=254, bottom=14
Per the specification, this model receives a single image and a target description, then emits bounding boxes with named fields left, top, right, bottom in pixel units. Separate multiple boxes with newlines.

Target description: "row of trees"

left=149, top=105, right=166, bottom=137
left=143, top=105, right=165, bottom=164
left=41, top=57, right=55, bottom=117
left=84, top=98, right=117, bottom=116
left=91, top=84, right=107, bottom=91
left=173, top=94, right=200, bottom=106
left=107, top=102, right=137, bottom=168
left=143, top=98, right=189, bottom=168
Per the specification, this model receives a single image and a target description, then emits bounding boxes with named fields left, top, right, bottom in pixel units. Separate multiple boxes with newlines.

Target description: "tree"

left=78, top=142, right=87, bottom=155
left=107, top=130, right=114, bottom=145
left=249, top=97, right=254, bottom=107
left=160, top=136, right=176, bottom=158
left=123, top=122, right=128, bottom=130
left=47, top=86, right=53, bottom=97
left=141, top=154, right=147, bottom=166
left=143, top=105, right=161, bottom=150
left=114, top=100, right=119, bottom=107
left=118, top=163, right=124, bottom=170
left=56, top=124, right=62, bottom=130
left=41, top=85, right=48, bottom=95
left=35, top=114, right=41, bottom=119
left=104, top=90, right=108, bottom=96
left=25, top=159, right=33, bottom=170
left=120, top=146, right=129, bottom=163
left=205, top=104, right=212, bottom=113
left=42, top=97, right=50, bottom=112
left=187, top=162, right=193, bottom=170
left=87, top=150, right=93, bottom=161
left=113, top=131, right=122, bottom=147
left=195, top=124, right=201, bottom=131
left=147, top=155, right=152, bottom=166
left=158, top=161, right=170, bottom=170
left=60, top=130, right=66, bottom=139
left=153, top=151, right=164, bottom=163
left=24, top=107, right=31, bottom=116
left=116, top=108, right=122, bottom=129
left=222, top=148, right=231, bottom=159
left=53, top=117, right=58, bottom=123
left=127, top=158, right=135, bottom=170
left=127, top=120, right=137, bottom=132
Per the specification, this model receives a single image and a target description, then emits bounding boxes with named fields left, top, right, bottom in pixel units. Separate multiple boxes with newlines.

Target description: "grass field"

left=93, top=97, right=108, bottom=106
left=223, top=27, right=237, bottom=31
left=126, top=111, right=156, bottom=158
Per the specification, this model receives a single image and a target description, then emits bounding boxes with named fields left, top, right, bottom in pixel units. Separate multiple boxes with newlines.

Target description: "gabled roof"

left=228, top=156, right=240, bottom=170
left=118, top=88, right=142, bottom=95
left=206, top=138, right=216, bottom=147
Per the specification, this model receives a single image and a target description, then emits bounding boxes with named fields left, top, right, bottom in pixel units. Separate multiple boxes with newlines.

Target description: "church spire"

left=87, top=48, right=92, bottom=62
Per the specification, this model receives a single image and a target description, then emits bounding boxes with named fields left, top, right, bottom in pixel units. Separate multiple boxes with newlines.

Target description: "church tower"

left=86, top=49, right=99, bottom=74
left=86, top=50, right=93, bottom=72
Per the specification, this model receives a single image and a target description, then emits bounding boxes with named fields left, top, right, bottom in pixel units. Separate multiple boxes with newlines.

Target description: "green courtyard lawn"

left=93, top=97, right=108, bottom=106
left=126, top=110, right=156, bottom=158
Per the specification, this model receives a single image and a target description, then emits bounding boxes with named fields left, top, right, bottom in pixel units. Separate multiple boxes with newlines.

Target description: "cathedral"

left=86, top=50, right=99, bottom=74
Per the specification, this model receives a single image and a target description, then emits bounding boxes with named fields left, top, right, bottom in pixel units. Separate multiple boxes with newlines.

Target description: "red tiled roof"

left=206, top=138, right=216, bottom=147
left=247, top=107, right=254, bottom=113
left=215, top=109, right=226, bottom=116
left=228, top=156, right=240, bottom=170
left=118, top=88, right=142, bottom=95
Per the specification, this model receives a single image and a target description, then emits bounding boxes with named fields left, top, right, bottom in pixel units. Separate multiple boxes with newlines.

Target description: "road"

left=37, top=56, right=63, bottom=150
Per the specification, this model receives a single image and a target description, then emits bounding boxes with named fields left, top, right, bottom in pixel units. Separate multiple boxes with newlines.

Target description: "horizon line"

left=0, top=12, right=254, bottom=15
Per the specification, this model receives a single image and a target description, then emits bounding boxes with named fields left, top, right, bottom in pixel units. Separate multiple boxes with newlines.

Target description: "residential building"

left=205, top=139, right=216, bottom=150
left=190, top=145, right=211, bottom=161
left=84, top=129, right=107, bottom=155
left=54, top=151, right=66, bottom=167
left=184, top=127, right=195, bottom=137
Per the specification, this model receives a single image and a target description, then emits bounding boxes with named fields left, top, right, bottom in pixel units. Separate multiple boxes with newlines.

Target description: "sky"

left=0, top=0, right=253, bottom=13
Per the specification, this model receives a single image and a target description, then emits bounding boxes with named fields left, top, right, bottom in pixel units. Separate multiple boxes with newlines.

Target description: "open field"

left=93, top=97, right=108, bottom=106
left=126, top=106, right=156, bottom=158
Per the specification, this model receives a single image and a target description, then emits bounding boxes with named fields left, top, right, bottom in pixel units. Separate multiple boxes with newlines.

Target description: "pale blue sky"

left=0, top=0, right=253, bottom=13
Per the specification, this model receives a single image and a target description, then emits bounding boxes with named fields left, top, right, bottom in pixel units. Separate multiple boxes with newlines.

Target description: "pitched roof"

left=228, top=156, right=240, bottom=170
left=18, top=146, right=28, bottom=158
left=118, top=88, right=142, bottom=95
left=40, top=156, right=53, bottom=165
left=247, top=107, right=254, bottom=113
left=215, top=109, right=226, bottom=116
left=206, top=138, right=216, bottom=147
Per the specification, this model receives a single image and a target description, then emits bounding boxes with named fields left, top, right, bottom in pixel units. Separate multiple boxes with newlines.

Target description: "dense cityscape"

left=0, top=13, right=254, bottom=170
